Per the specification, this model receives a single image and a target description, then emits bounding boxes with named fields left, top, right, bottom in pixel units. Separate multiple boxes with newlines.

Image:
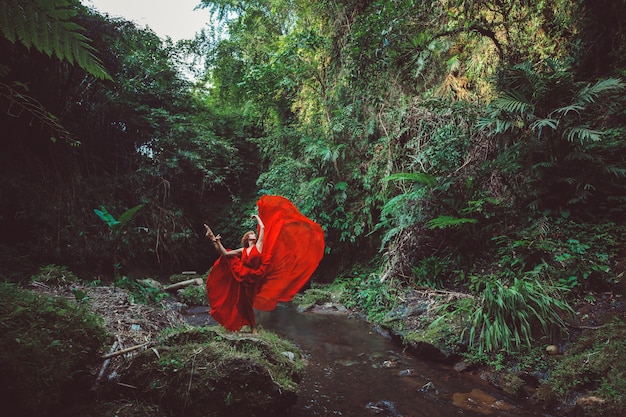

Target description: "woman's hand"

left=251, top=214, right=265, bottom=229
left=204, top=224, right=219, bottom=242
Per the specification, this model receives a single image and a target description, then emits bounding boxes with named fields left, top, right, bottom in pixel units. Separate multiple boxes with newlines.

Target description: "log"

left=164, top=278, right=203, bottom=291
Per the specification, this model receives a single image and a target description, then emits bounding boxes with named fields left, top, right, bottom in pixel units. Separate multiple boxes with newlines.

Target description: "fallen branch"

left=164, top=278, right=203, bottom=292
left=101, top=342, right=150, bottom=359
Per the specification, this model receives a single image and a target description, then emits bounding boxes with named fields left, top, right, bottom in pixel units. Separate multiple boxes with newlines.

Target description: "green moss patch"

left=115, top=326, right=304, bottom=417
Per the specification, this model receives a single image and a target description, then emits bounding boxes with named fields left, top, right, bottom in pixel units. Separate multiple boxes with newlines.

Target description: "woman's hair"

left=241, top=231, right=256, bottom=248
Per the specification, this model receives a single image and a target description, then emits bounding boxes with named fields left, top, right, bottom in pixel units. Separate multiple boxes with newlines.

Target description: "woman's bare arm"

left=204, top=224, right=241, bottom=257
left=252, top=214, right=265, bottom=252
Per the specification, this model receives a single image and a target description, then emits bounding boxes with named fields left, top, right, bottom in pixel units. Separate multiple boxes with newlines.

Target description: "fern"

left=0, top=0, right=110, bottom=79
left=603, top=165, right=626, bottom=177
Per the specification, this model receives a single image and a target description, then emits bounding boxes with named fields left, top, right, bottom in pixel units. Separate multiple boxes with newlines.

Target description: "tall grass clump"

left=467, top=278, right=574, bottom=354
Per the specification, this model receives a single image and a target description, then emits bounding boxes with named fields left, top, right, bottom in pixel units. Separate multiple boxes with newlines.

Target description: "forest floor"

left=31, top=280, right=187, bottom=361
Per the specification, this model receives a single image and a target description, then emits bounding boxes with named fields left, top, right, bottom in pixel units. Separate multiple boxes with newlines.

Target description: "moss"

left=292, top=287, right=334, bottom=310
left=0, top=282, right=109, bottom=417
left=402, top=310, right=466, bottom=361
left=117, top=326, right=304, bottom=417
left=536, top=319, right=626, bottom=416
left=178, top=285, right=207, bottom=306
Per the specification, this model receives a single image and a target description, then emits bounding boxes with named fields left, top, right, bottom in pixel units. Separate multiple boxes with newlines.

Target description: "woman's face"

left=248, top=233, right=257, bottom=244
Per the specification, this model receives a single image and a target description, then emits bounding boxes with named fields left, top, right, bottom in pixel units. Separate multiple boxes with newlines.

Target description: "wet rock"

left=546, top=344, right=560, bottom=355
left=453, top=360, right=473, bottom=372
left=452, top=388, right=515, bottom=414
left=337, top=358, right=361, bottom=366
left=310, top=303, right=351, bottom=315
left=365, top=400, right=403, bottom=417
left=560, top=394, right=611, bottom=417
left=480, top=370, right=526, bottom=397
left=397, top=368, right=416, bottom=377
left=417, top=381, right=439, bottom=401
left=282, top=351, right=296, bottom=361
left=398, top=304, right=429, bottom=319
left=403, top=339, right=452, bottom=362
left=419, top=381, right=436, bottom=392
left=382, top=359, right=398, bottom=368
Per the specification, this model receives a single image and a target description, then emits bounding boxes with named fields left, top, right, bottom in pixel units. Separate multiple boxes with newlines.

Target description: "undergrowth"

left=536, top=319, right=626, bottom=416
left=0, top=282, right=109, bottom=417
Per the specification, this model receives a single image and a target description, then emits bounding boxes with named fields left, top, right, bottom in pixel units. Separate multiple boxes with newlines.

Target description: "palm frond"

left=492, top=90, right=534, bottom=115
left=565, top=126, right=602, bottom=143
left=577, top=78, right=625, bottom=104
left=603, top=165, right=626, bottom=177
left=530, top=117, right=558, bottom=138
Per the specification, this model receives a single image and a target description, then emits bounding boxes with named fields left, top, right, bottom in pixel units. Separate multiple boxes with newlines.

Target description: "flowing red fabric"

left=206, top=195, right=325, bottom=330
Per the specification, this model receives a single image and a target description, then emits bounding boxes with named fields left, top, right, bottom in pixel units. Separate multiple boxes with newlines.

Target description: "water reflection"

left=257, top=303, right=552, bottom=417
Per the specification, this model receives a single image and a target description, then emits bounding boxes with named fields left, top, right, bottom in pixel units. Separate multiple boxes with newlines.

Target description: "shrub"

left=30, top=264, right=79, bottom=285
left=178, top=285, right=207, bottom=306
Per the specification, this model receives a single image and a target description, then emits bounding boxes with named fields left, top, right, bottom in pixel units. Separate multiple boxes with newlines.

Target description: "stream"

left=184, top=303, right=553, bottom=417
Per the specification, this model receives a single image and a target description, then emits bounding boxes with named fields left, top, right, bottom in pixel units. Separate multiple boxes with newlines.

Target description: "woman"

left=204, top=214, right=267, bottom=332
left=204, top=195, right=325, bottom=332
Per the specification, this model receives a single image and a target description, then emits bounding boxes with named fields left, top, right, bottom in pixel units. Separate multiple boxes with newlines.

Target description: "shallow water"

left=185, top=303, right=553, bottom=417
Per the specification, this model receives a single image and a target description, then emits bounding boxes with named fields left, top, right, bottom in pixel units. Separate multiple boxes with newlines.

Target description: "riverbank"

left=294, top=281, right=626, bottom=417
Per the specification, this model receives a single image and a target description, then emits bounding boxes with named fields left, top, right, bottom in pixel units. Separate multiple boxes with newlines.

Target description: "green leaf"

left=117, top=204, right=143, bottom=226
left=93, top=206, right=120, bottom=228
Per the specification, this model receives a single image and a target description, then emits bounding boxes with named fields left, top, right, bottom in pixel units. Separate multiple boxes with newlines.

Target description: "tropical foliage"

left=0, top=0, right=625, bottom=360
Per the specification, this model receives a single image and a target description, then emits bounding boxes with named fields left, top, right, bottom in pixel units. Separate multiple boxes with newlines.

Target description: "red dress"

left=206, top=195, right=325, bottom=331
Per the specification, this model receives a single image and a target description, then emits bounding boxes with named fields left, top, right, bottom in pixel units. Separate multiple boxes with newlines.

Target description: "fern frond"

left=532, top=161, right=556, bottom=169
left=550, top=103, right=584, bottom=117
left=0, top=0, right=110, bottom=79
left=564, top=151, right=595, bottom=162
